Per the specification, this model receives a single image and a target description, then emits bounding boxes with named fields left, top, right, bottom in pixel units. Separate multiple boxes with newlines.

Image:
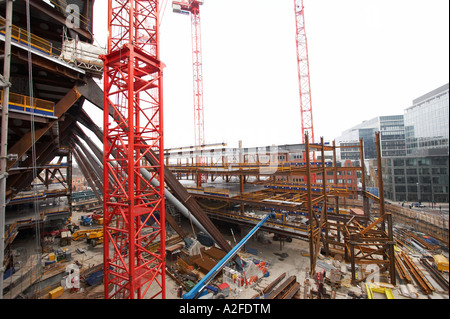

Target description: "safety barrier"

left=0, top=17, right=61, bottom=58
left=1, top=91, right=55, bottom=117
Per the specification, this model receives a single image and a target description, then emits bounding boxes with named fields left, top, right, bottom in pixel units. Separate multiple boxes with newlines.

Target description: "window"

left=394, top=159, right=404, bottom=166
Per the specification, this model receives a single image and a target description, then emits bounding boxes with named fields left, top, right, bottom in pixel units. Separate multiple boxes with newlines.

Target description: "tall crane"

left=172, top=0, right=206, bottom=185
left=294, top=0, right=315, bottom=147
left=101, top=0, right=166, bottom=299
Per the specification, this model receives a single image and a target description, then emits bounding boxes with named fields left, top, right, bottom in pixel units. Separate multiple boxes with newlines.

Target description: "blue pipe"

left=183, top=213, right=274, bottom=299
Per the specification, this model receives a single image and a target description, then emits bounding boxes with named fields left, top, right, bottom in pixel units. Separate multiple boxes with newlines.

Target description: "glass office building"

left=404, top=83, right=449, bottom=156
left=336, top=83, right=449, bottom=203
left=336, top=115, right=406, bottom=160
left=383, top=83, right=449, bottom=202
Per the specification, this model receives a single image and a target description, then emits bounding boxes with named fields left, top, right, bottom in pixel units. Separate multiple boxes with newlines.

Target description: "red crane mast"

left=173, top=0, right=206, bottom=185
left=172, top=0, right=205, bottom=149
left=101, top=0, right=166, bottom=299
left=294, top=0, right=315, bottom=146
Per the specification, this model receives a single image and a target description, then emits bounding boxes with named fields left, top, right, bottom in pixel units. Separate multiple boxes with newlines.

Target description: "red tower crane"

left=101, top=0, right=166, bottom=299
left=172, top=0, right=206, bottom=185
left=172, top=0, right=205, bottom=149
left=294, top=0, right=315, bottom=146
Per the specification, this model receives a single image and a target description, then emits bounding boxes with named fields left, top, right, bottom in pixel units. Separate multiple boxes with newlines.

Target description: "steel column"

left=360, top=138, right=370, bottom=222
left=305, top=132, right=315, bottom=275
left=0, top=0, right=13, bottom=298
left=375, top=132, right=386, bottom=232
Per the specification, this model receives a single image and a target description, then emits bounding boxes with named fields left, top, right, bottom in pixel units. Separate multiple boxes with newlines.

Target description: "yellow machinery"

left=433, top=254, right=449, bottom=272
left=86, top=230, right=103, bottom=248
left=72, top=228, right=102, bottom=241
left=365, top=283, right=394, bottom=299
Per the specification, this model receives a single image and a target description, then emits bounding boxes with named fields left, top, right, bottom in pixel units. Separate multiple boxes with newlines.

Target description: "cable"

left=25, top=0, right=43, bottom=295
left=159, top=0, right=169, bottom=28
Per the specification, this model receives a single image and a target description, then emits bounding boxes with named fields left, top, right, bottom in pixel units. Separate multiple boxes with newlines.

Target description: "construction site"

left=0, top=0, right=448, bottom=301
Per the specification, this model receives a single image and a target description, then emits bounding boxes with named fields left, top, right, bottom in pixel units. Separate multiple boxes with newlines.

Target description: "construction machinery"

left=183, top=213, right=274, bottom=299
left=86, top=229, right=103, bottom=248
left=72, top=228, right=102, bottom=241
left=433, top=254, right=449, bottom=272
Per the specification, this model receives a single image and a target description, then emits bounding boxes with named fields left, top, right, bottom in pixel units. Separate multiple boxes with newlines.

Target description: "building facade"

left=336, top=115, right=406, bottom=160
left=335, top=83, right=449, bottom=203
left=383, top=83, right=449, bottom=203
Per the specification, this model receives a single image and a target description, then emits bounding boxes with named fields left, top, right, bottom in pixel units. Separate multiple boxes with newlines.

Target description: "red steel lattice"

left=102, top=0, right=166, bottom=299
left=191, top=3, right=205, bottom=149
left=294, top=0, right=315, bottom=146
left=173, top=1, right=206, bottom=184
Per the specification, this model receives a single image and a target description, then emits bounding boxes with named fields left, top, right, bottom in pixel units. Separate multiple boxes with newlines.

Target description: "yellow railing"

left=1, top=91, right=55, bottom=116
left=0, top=17, right=61, bottom=58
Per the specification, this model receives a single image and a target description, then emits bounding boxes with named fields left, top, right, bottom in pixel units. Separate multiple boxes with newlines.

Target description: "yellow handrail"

left=1, top=91, right=55, bottom=115
left=0, top=18, right=61, bottom=58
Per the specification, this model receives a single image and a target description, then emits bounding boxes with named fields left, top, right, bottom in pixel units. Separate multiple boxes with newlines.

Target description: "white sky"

left=90, top=0, right=449, bottom=149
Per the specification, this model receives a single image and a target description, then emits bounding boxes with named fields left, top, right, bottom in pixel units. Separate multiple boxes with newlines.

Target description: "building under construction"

left=0, top=0, right=448, bottom=300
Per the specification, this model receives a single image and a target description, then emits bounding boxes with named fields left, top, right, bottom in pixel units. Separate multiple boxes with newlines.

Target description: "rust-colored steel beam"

left=267, top=276, right=297, bottom=299
left=11, top=47, right=84, bottom=81
left=394, top=252, right=411, bottom=283
left=251, top=272, right=287, bottom=299
left=72, top=137, right=103, bottom=194
left=281, top=281, right=300, bottom=299
left=401, top=251, right=434, bottom=295
left=420, top=258, right=449, bottom=293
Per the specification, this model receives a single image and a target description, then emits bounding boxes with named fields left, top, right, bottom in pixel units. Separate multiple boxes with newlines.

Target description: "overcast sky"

left=91, top=0, right=449, bottom=149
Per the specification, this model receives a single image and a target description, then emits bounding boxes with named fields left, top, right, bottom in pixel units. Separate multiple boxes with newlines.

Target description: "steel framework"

left=294, top=0, right=314, bottom=145
left=102, top=0, right=166, bottom=299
